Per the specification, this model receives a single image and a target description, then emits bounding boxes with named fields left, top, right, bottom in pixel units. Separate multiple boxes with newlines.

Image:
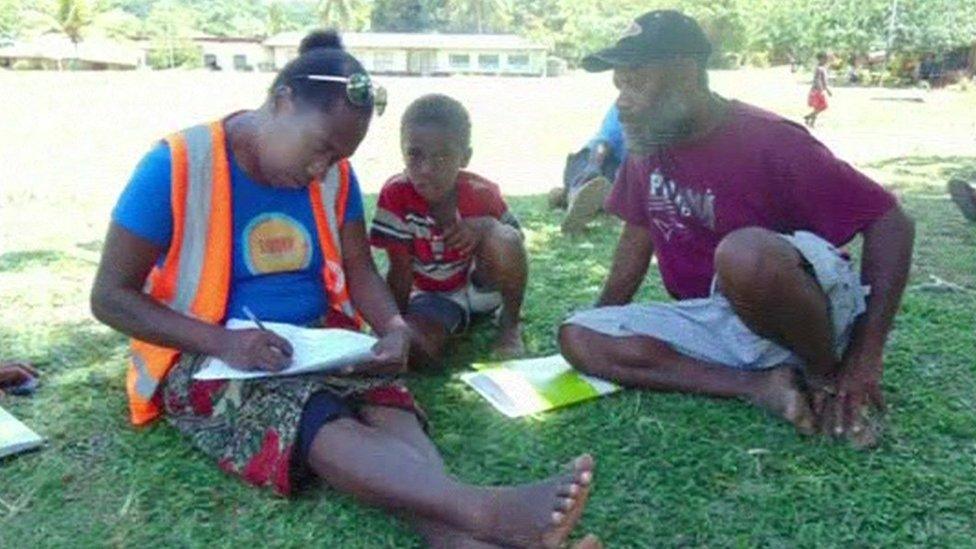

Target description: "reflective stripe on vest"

left=126, top=119, right=359, bottom=425
left=310, top=160, right=363, bottom=328
left=127, top=121, right=233, bottom=425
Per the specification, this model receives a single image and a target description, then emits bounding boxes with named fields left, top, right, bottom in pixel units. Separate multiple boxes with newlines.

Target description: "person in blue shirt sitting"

left=948, top=178, right=976, bottom=222
left=549, top=104, right=626, bottom=233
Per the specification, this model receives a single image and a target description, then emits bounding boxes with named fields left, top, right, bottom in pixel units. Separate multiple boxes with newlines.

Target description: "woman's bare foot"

left=478, top=454, right=595, bottom=548
left=492, top=321, right=526, bottom=359
left=749, top=367, right=816, bottom=435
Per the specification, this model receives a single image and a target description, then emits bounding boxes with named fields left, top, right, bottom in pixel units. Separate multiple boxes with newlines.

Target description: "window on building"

left=233, top=54, right=248, bottom=70
left=374, top=51, right=396, bottom=72
left=478, top=54, right=500, bottom=70
left=203, top=54, right=218, bottom=69
left=449, top=54, right=470, bottom=68
left=507, top=54, right=530, bottom=68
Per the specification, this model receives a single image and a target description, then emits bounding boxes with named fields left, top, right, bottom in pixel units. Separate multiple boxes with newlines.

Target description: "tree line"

left=2, top=0, right=974, bottom=68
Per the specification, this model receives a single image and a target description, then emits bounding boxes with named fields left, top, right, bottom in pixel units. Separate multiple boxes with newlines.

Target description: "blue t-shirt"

left=588, top=104, right=626, bottom=163
left=112, top=142, right=365, bottom=326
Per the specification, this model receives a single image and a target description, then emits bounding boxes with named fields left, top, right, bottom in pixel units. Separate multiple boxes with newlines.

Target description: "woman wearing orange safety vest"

left=91, top=30, right=597, bottom=548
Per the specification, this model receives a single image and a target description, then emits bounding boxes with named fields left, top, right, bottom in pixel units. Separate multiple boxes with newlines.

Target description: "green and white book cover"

left=461, top=354, right=620, bottom=418
left=0, top=405, right=44, bottom=459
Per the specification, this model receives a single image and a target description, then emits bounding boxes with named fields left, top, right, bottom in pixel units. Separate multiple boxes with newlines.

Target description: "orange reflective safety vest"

left=127, top=120, right=362, bottom=426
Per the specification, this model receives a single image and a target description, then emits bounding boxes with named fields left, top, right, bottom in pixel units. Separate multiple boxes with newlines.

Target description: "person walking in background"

left=804, top=52, right=832, bottom=128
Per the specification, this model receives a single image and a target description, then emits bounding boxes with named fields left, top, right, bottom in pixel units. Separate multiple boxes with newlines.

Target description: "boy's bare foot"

left=749, top=366, right=816, bottom=435
left=478, top=454, right=595, bottom=548
left=493, top=322, right=526, bottom=359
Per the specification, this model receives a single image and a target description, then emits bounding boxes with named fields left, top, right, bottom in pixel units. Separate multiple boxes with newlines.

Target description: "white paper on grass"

left=193, top=319, right=378, bottom=381
left=0, top=406, right=44, bottom=458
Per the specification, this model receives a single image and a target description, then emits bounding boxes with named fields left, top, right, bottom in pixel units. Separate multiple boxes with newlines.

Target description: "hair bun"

left=299, top=30, right=343, bottom=54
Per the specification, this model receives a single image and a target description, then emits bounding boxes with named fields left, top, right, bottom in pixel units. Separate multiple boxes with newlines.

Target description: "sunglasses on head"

left=303, top=72, right=387, bottom=116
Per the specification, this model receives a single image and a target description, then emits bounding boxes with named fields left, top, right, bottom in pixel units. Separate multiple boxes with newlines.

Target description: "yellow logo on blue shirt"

left=243, top=213, right=312, bottom=275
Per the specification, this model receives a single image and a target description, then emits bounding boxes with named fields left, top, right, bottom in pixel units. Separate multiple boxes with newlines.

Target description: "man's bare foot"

left=823, top=404, right=883, bottom=449
left=492, top=322, right=526, bottom=359
left=750, top=367, right=816, bottom=435
left=848, top=413, right=883, bottom=449
left=572, top=534, right=603, bottom=549
left=478, top=454, right=595, bottom=548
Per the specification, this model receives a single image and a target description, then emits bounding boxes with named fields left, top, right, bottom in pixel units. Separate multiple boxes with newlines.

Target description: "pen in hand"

left=242, top=306, right=292, bottom=358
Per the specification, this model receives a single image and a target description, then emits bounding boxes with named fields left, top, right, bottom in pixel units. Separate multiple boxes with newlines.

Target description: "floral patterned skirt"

left=161, top=353, right=421, bottom=496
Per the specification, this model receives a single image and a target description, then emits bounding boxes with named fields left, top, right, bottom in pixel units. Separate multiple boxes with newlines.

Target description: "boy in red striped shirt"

left=370, top=94, right=527, bottom=365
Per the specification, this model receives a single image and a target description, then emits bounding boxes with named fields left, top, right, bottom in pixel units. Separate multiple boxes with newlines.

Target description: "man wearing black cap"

left=559, top=10, right=915, bottom=447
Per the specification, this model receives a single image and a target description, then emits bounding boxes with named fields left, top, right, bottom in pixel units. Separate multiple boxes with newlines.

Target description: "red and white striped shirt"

left=369, top=171, right=519, bottom=293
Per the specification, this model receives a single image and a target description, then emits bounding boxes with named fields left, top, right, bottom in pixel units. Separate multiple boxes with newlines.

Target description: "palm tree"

left=28, top=0, right=135, bottom=45
left=318, top=0, right=361, bottom=30
left=445, top=0, right=511, bottom=33
left=268, top=1, right=287, bottom=36
left=46, top=0, right=92, bottom=44
left=25, top=0, right=137, bottom=69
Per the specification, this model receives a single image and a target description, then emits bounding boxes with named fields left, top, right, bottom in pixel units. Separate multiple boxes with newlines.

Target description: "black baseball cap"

left=582, top=10, right=712, bottom=72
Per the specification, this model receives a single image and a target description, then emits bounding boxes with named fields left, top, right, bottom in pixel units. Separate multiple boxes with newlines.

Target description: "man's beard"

left=622, top=90, right=696, bottom=155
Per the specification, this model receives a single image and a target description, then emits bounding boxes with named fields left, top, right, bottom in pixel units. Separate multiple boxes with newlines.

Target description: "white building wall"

left=271, top=46, right=298, bottom=70
left=269, top=44, right=544, bottom=76
left=435, top=49, right=545, bottom=76
left=348, top=48, right=408, bottom=73
left=199, top=41, right=267, bottom=71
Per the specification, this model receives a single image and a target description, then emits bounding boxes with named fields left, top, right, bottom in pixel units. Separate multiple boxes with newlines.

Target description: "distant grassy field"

left=1, top=68, right=974, bottom=547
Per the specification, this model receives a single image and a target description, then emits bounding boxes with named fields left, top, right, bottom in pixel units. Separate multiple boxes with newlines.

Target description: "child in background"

left=370, top=94, right=528, bottom=365
left=804, top=52, right=832, bottom=128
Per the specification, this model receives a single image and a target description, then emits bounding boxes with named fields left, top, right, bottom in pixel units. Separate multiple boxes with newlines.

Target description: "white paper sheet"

left=0, top=406, right=44, bottom=458
left=193, top=319, right=378, bottom=381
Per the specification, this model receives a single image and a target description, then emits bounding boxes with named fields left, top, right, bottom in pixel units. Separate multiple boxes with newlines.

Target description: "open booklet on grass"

left=461, top=354, right=620, bottom=418
left=194, top=319, right=378, bottom=381
left=1, top=405, right=44, bottom=459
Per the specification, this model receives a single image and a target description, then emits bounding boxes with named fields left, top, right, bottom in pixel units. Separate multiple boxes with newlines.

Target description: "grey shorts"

left=408, top=283, right=503, bottom=334
left=564, top=231, right=868, bottom=371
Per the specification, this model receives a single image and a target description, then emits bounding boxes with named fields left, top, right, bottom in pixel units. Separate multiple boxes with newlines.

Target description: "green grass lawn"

left=1, top=156, right=975, bottom=548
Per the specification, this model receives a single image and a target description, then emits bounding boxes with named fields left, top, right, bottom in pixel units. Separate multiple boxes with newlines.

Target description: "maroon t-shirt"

left=605, top=100, right=897, bottom=300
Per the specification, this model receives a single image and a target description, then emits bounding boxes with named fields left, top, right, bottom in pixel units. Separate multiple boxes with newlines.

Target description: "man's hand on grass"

left=809, top=350, right=885, bottom=448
